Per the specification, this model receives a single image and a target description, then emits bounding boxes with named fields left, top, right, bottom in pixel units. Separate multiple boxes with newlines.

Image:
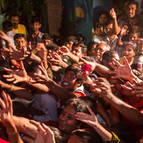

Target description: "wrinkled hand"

left=75, top=107, right=99, bottom=127
left=3, top=61, right=28, bottom=84
left=23, top=120, right=55, bottom=143
left=0, top=91, right=13, bottom=126
left=90, top=78, right=112, bottom=97
left=34, top=63, right=50, bottom=83
left=9, top=45, right=31, bottom=61
left=121, top=81, right=136, bottom=96
left=111, top=57, right=134, bottom=81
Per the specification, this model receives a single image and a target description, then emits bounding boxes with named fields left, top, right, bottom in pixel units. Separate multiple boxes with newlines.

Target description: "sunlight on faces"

left=129, top=33, right=138, bottom=42
left=95, top=43, right=110, bottom=62
left=15, top=37, right=27, bottom=50
left=123, top=44, right=136, bottom=59
left=59, top=105, right=79, bottom=133
left=62, top=71, right=77, bottom=91
left=72, top=46, right=83, bottom=58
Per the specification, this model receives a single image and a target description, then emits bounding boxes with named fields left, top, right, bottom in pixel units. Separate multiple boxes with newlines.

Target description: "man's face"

left=123, top=45, right=135, bottom=59
left=44, top=39, right=52, bottom=46
left=72, top=46, right=82, bottom=58
left=127, top=4, right=137, bottom=18
left=106, top=53, right=120, bottom=70
left=95, top=44, right=109, bottom=62
left=105, top=23, right=113, bottom=35
left=59, top=105, right=79, bottom=133
left=15, top=37, right=27, bottom=50
left=95, top=26, right=104, bottom=36
left=11, top=16, right=19, bottom=28
left=62, top=71, right=77, bottom=91
left=99, top=14, right=108, bottom=25
left=129, top=33, right=138, bottom=42
left=33, top=22, right=41, bottom=31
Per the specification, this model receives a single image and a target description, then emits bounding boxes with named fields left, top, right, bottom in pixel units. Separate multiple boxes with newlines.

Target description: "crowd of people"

left=0, top=0, right=143, bottom=143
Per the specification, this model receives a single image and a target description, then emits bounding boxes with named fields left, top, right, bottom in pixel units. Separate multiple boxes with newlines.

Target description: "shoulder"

left=18, top=24, right=26, bottom=29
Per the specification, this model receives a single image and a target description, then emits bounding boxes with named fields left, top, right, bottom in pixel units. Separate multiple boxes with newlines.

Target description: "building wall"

left=45, top=0, right=62, bottom=36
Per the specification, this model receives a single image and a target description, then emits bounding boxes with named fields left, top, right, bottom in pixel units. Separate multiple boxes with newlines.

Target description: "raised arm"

left=34, top=64, right=75, bottom=100
left=75, top=107, right=119, bottom=142
left=59, top=46, right=80, bottom=63
left=111, top=57, right=142, bottom=83
left=110, top=8, right=121, bottom=35
left=0, top=91, right=23, bottom=143
left=91, top=78, right=143, bottom=125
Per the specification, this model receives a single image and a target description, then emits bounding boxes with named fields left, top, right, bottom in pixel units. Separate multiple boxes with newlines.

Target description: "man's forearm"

left=5, top=120, right=23, bottom=143
left=13, top=116, right=37, bottom=138
left=104, top=92, right=143, bottom=125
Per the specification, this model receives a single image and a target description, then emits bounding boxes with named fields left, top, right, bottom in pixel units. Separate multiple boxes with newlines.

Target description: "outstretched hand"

left=34, top=63, right=51, bottom=83
left=79, top=57, right=96, bottom=72
left=111, top=57, right=135, bottom=81
left=0, top=91, right=13, bottom=126
left=23, top=120, right=55, bottom=143
left=75, top=107, right=99, bottom=127
left=3, top=60, right=29, bottom=84
left=9, top=45, right=31, bottom=61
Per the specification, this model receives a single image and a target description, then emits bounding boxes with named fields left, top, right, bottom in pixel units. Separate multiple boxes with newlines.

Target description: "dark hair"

left=26, top=61, right=40, bottom=73
left=106, top=18, right=114, bottom=26
left=98, top=11, right=111, bottom=25
left=87, top=41, right=97, bottom=52
left=67, top=35, right=78, bottom=43
left=2, top=20, right=13, bottom=32
left=65, top=64, right=81, bottom=76
left=72, top=42, right=86, bottom=53
left=46, top=43, right=59, bottom=51
left=11, top=14, right=19, bottom=19
left=49, top=126, right=67, bottom=143
left=32, top=17, right=41, bottom=24
left=14, top=33, right=27, bottom=41
left=127, top=1, right=139, bottom=9
left=94, top=23, right=103, bottom=30
left=64, top=97, right=89, bottom=113
left=102, top=50, right=118, bottom=63
left=74, top=33, right=86, bottom=44
left=42, top=33, right=53, bottom=41
left=98, top=11, right=110, bottom=19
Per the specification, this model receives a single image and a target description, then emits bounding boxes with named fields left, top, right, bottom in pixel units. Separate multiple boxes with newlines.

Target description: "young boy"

left=28, top=17, right=44, bottom=49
